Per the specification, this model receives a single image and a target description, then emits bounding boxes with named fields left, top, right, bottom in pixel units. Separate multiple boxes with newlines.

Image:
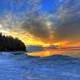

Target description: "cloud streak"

left=0, top=0, right=80, bottom=43
left=56, top=0, right=80, bottom=40
left=22, top=0, right=80, bottom=42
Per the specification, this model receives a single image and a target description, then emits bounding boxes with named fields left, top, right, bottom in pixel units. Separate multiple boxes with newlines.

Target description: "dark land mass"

left=0, top=33, right=26, bottom=51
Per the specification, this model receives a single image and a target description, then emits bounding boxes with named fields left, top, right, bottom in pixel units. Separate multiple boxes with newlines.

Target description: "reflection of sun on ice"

left=27, top=50, right=64, bottom=57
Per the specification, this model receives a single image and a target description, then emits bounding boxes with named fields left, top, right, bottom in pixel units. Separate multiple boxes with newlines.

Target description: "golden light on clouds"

left=0, top=22, right=80, bottom=48
left=0, top=28, right=46, bottom=46
left=0, top=28, right=80, bottom=48
left=0, top=27, right=80, bottom=57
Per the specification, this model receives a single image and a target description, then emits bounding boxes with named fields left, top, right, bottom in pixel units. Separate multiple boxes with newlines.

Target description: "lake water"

left=0, top=52, right=80, bottom=80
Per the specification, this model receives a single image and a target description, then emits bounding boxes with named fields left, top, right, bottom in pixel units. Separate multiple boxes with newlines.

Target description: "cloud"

left=1, top=0, right=80, bottom=42
left=22, top=0, right=80, bottom=41
left=55, top=0, right=80, bottom=40
left=22, top=15, right=55, bottom=40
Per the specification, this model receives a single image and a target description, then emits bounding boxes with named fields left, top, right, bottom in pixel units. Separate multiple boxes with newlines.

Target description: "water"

left=0, top=52, right=80, bottom=80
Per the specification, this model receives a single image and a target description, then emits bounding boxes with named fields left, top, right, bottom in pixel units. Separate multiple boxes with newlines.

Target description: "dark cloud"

left=56, top=0, right=80, bottom=40
left=22, top=0, right=80, bottom=41
left=1, top=0, right=80, bottom=42
left=22, top=16, right=53, bottom=40
left=56, top=17, right=80, bottom=40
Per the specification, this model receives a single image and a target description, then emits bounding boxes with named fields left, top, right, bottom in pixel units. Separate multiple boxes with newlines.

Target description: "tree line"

left=0, top=33, right=26, bottom=51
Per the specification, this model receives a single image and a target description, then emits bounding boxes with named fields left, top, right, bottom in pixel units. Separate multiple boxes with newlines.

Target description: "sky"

left=0, top=0, right=80, bottom=46
left=0, top=0, right=59, bottom=14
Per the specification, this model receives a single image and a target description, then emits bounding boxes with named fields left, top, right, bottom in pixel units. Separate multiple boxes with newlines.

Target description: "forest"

left=0, top=33, right=26, bottom=51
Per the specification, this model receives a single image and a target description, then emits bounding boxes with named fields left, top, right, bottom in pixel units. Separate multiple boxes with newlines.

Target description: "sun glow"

left=0, top=28, right=80, bottom=47
left=0, top=29, right=46, bottom=46
left=0, top=28, right=80, bottom=57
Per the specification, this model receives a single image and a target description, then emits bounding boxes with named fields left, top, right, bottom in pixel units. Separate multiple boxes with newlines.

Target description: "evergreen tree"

left=0, top=33, right=26, bottom=51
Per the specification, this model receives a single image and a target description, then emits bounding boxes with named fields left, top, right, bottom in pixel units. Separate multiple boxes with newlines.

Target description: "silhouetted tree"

left=0, top=33, right=26, bottom=51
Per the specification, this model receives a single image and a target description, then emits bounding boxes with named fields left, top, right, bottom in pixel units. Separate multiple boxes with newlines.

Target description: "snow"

left=0, top=52, right=80, bottom=80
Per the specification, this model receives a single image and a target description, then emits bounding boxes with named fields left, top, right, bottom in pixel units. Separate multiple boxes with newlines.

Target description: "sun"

left=0, top=24, right=10, bottom=35
left=0, top=24, right=3, bottom=28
